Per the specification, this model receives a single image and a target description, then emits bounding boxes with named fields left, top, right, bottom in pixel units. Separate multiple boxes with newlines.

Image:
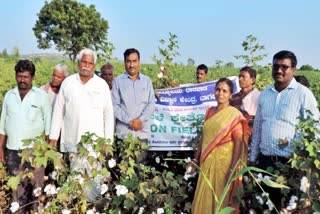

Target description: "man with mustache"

left=231, top=66, right=260, bottom=140
left=249, top=50, right=319, bottom=208
left=0, top=60, right=51, bottom=211
left=40, top=64, right=69, bottom=106
left=49, top=48, right=114, bottom=202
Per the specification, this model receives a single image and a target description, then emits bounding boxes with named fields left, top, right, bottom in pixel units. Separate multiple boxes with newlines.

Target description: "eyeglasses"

left=272, top=64, right=291, bottom=71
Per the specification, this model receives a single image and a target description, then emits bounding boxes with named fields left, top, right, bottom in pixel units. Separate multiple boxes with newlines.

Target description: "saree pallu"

left=192, top=106, right=247, bottom=214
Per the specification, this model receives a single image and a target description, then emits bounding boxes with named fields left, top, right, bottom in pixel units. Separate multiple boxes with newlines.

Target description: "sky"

left=1, top=0, right=320, bottom=68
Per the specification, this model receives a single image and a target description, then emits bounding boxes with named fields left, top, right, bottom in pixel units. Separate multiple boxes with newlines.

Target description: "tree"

left=224, top=62, right=234, bottom=68
left=12, top=47, right=20, bottom=58
left=214, top=60, right=224, bottom=68
left=33, top=0, right=109, bottom=62
left=1, top=48, right=8, bottom=58
left=300, top=64, right=314, bottom=71
left=187, top=58, right=195, bottom=66
left=234, top=35, right=267, bottom=68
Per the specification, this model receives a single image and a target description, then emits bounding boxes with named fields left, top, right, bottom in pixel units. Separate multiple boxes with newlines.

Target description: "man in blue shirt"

left=0, top=60, right=51, bottom=211
left=112, top=48, right=155, bottom=162
left=249, top=50, right=319, bottom=208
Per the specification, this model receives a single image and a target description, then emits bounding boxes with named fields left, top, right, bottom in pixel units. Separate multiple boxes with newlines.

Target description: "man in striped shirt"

left=249, top=50, right=319, bottom=167
left=249, top=50, right=319, bottom=208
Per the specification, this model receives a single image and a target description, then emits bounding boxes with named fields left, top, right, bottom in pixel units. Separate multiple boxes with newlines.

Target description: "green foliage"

left=152, top=32, right=180, bottom=88
left=224, top=62, right=234, bottom=68
left=33, top=0, right=109, bottom=62
left=187, top=58, right=195, bottom=66
left=234, top=35, right=267, bottom=68
left=300, top=64, right=314, bottom=71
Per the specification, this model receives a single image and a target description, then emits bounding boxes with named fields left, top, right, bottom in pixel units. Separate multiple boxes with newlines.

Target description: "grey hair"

left=77, top=48, right=97, bottom=64
left=54, top=64, right=69, bottom=77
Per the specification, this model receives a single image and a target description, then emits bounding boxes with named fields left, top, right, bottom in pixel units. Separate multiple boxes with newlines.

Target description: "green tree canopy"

left=300, top=64, right=314, bottom=71
left=187, top=58, right=195, bottom=66
left=33, top=0, right=109, bottom=62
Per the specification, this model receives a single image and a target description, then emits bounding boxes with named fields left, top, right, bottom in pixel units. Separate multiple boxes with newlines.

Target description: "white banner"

left=148, top=76, right=240, bottom=151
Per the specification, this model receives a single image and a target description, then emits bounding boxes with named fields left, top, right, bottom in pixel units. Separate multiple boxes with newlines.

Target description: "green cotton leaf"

left=262, top=178, right=289, bottom=189
left=125, top=191, right=135, bottom=201
left=57, top=192, right=69, bottom=202
left=312, top=201, right=320, bottom=212
left=34, top=156, right=48, bottom=168
left=216, top=206, right=234, bottom=214
left=32, top=149, right=43, bottom=157
left=165, top=171, right=175, bottom=180
left=100, top=167, right=110, bottom=177
left=7, top=175, right=21, bottom=190
left=153, top=176, right=162, bottom=187
left=231, top=166, right=274, bottom=183
left=127, top=167, right=136, bottom=179
left=139, top=182, right=149, bottom=198
left=314, top=159, right=320, bottom=169
left=306, top=144, right=317, bottom=157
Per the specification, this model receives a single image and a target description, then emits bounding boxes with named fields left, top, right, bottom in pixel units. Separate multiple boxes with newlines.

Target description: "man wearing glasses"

left=249, top=50, right=319, bottom=207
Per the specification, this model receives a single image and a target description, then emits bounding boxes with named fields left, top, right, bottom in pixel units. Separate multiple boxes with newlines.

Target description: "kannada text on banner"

left=148, top=76, right=240, bottom=151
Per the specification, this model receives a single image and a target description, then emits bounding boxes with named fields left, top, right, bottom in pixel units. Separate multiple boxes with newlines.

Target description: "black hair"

left=124, top=48, right=140, bottom=61
left=216, top=77, right=234, bottom=93
left=197, top=64, right=208, bottom=74
left=273, top=50, right=297, bottom=68
left=15, top=60, right=36, bottom=77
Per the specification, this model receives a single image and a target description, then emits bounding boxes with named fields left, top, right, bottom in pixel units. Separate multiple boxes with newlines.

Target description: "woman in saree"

left=189, top=78, right=248, bottom=214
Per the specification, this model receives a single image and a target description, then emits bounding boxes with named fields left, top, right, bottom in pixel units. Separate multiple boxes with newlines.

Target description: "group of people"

left=0, top=48, right=318, bottom=213
left=187, top=50, right=319, bottom=213
left=0, top=48, right=155, bottom=211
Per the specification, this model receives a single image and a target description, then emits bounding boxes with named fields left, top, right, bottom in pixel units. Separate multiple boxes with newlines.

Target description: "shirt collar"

left=271, top=78, right=298, bottom=92
left=124, top=72, right=141, bottom=80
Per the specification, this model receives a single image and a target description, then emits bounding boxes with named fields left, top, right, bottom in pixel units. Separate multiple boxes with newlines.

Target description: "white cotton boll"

left=155, top=156, right=160, bottom=164
left=157, top=72, right=164, bottom=79
left=91, top=135, right=98, bottom=142
left=44, top=184, right=58, bottom=195
left=33, top=187, right=42, bottom=197
left=266, top=199, right=274, bottom=211
left=86, top=208, right=96, bottom=214
left=101, top=184, right=108, bottom=195
left=255, top=195, right=264, bottom=205
left=160, top=66, right=165, bottom=71
left=186, top=166, right=193, bottom=174
left=88, top=151, right=98, bottom=158
left=157, top=208, right=164, bottom=214
left=50, top=171, right=57, bottom=180
left=115, top=185, right=128, bottom=196
left=10, top=202, right=20, bottom=213
left=163, top=161, right=169, bottom=168
left=138, top=207, right=144, bottom=214
left=108, top=158, right=116, bottom=168
left=62, top=209, right=71, bottom=214
left=184, top=157, right=191, bottom=163
left=300, top=176, right=310, bottom=193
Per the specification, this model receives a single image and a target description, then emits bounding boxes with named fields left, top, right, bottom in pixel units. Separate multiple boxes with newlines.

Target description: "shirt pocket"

left=27, top=105, right=41, bottom=121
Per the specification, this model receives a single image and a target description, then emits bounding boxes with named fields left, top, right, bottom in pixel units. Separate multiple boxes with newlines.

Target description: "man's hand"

left=160, top=66, right=168, bottom=76
left=49, top=139, right=58, bottom=149
left=0, top=134, right=6, bottom=163
left=130, top=119, right=143, bottom=131
left=0, top=148, right=4, bottom=163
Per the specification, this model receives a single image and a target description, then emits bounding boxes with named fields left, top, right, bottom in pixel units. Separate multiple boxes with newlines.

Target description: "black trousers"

left=256, top=154, right=290, bottom=210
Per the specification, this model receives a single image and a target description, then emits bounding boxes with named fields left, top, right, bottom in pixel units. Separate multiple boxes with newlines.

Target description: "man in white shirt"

left=49, top=48, right=114, bottom=201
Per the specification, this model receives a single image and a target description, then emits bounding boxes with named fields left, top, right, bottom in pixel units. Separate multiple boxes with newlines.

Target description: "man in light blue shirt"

left=249, top=50, right=319, bottom=209
left=0, top=60, right=51, bottom=210
left=112, top=48, right=155, bottom=162
left=249, top=50, right=319, bottom=166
